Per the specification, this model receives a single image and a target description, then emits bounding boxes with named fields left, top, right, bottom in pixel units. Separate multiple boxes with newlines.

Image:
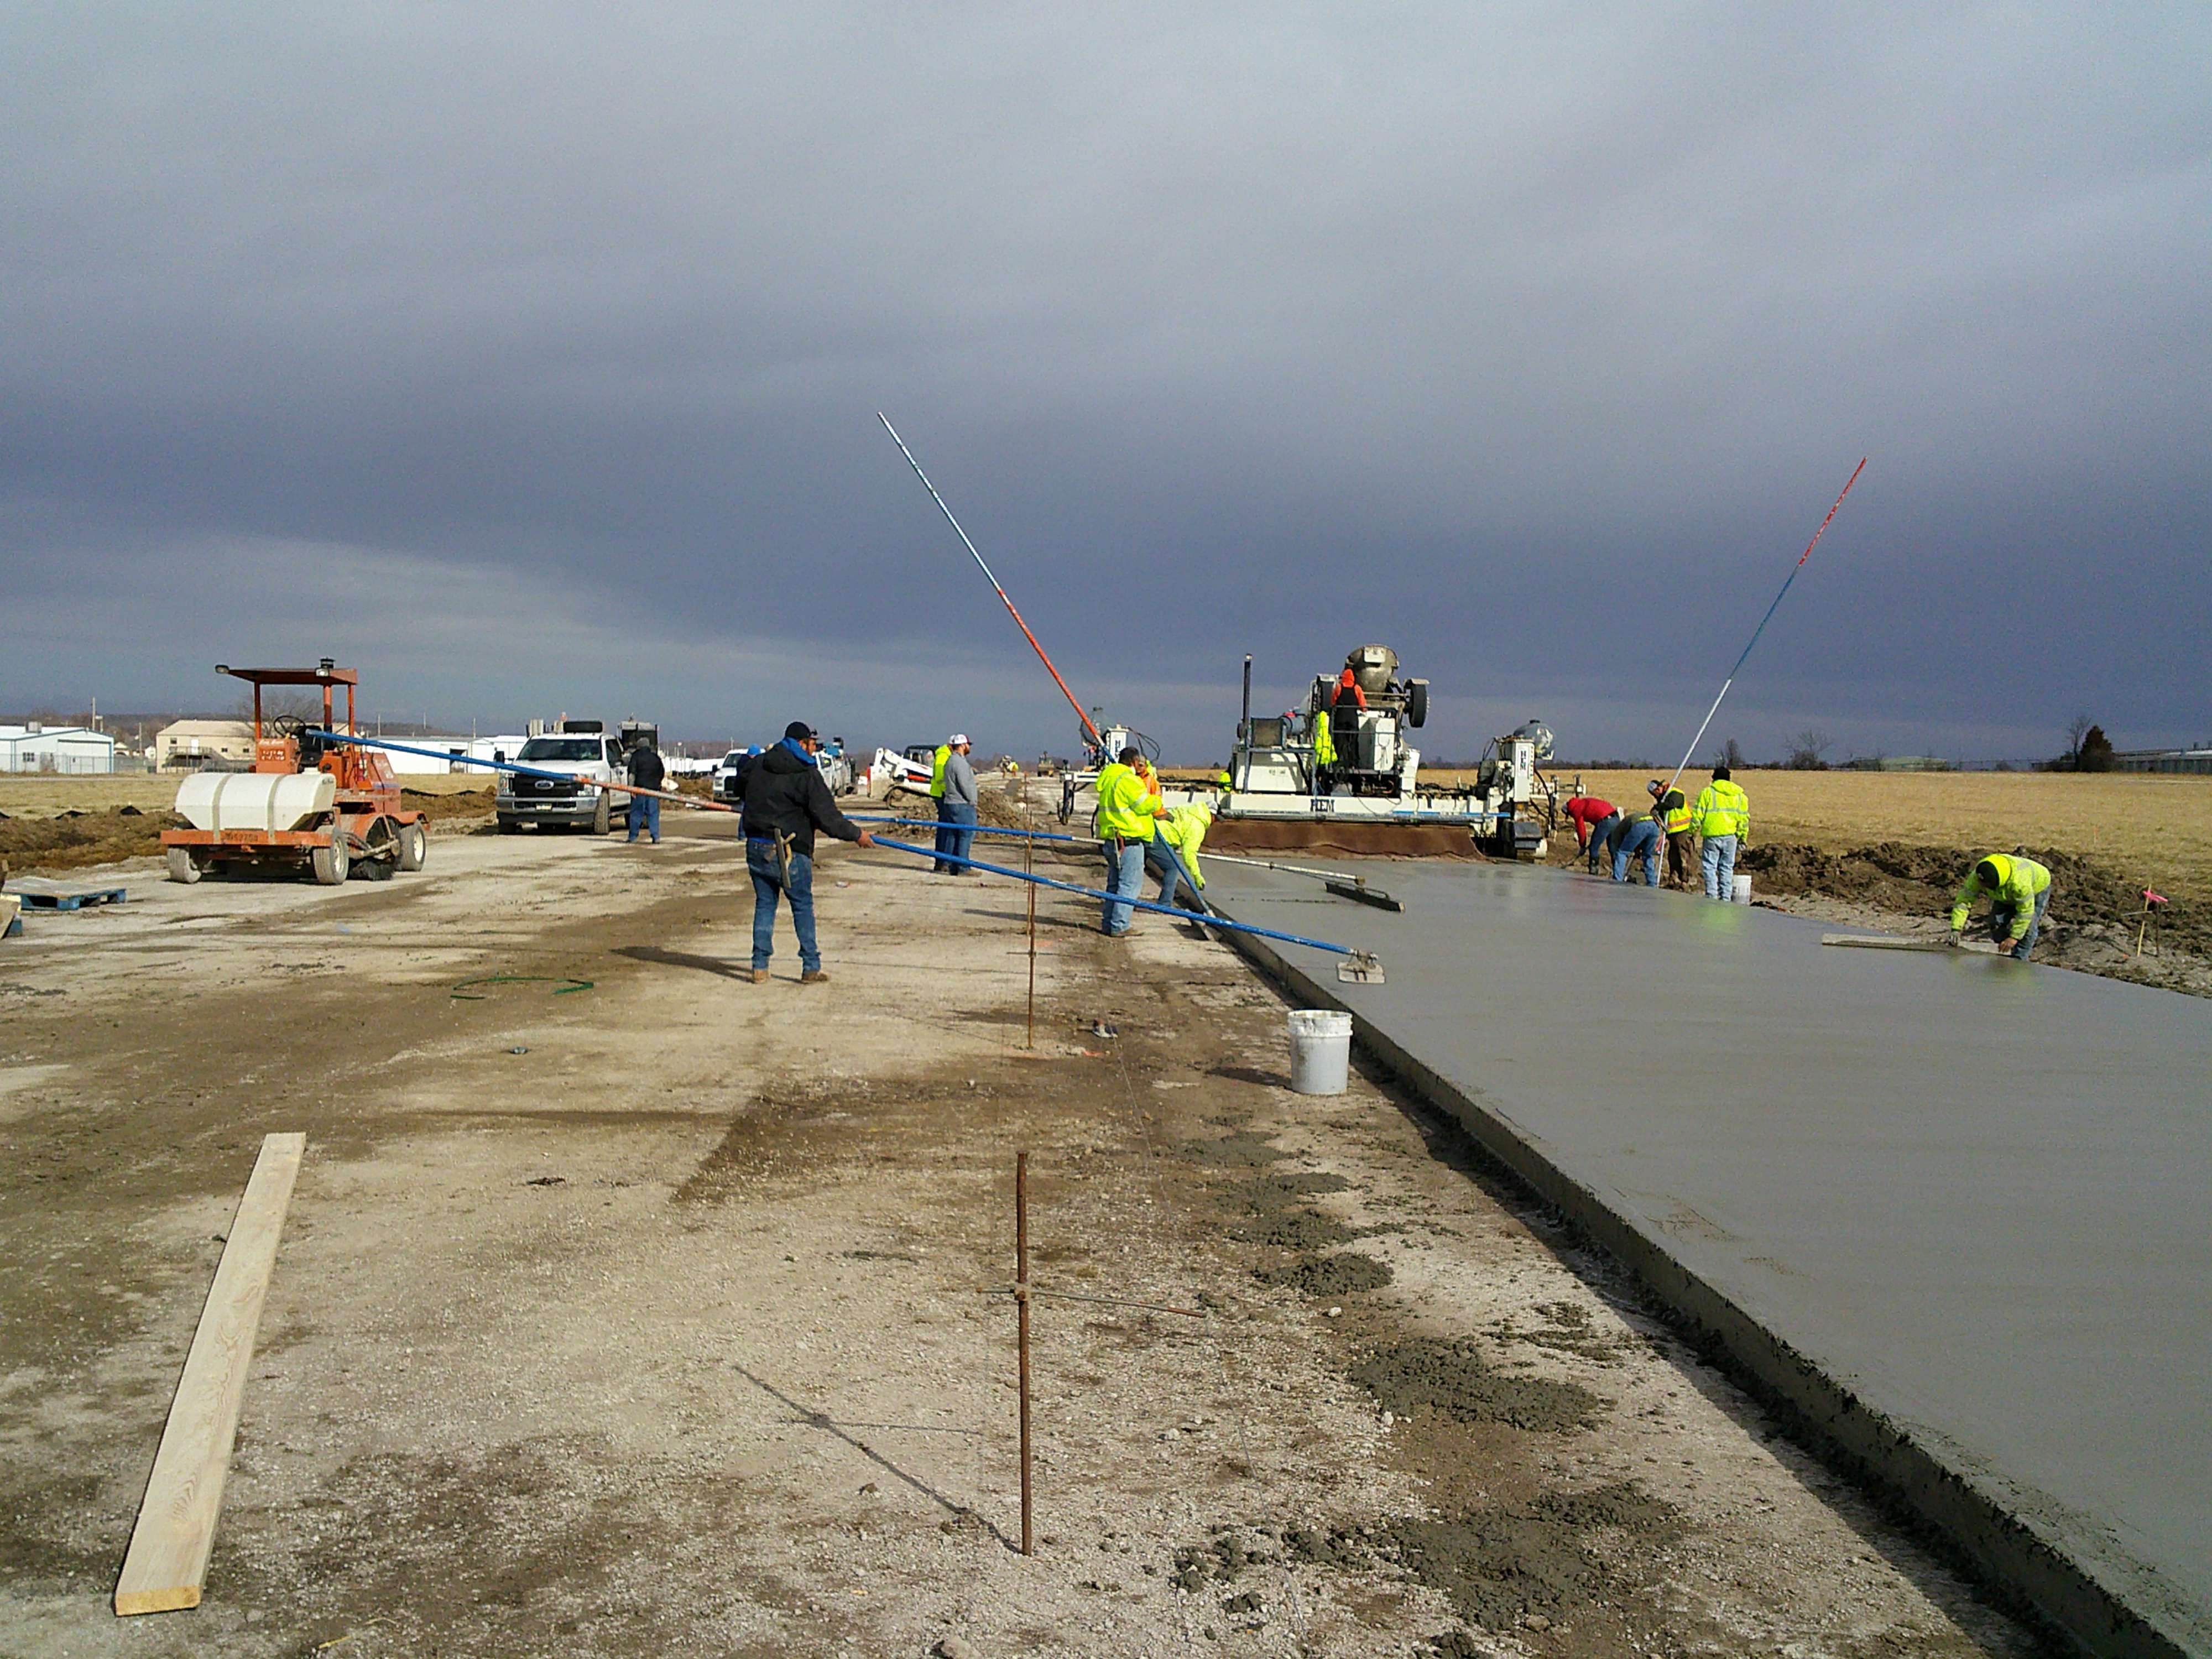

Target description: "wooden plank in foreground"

left=114, top=1131, right=306, bottom=1616
left=1820, top=933, right=1951, bottom=952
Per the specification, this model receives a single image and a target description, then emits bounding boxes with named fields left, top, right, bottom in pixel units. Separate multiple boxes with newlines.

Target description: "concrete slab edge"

left=1213, top=920, right=2205, bottom=1659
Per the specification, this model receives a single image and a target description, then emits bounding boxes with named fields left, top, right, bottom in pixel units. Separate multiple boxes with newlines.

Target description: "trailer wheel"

left=311, top=838, right=349, bottom=885
left=165, top=847, right=202, bottom=885
left=592, top=792, right=612, bottom=836
left=397, top=820, right=427, bottom=871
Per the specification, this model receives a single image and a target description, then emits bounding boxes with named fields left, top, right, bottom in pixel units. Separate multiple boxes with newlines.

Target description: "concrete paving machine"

left=1162, top=646, right=1557, bottom=859
left=160, top=662, right=427, bottom=885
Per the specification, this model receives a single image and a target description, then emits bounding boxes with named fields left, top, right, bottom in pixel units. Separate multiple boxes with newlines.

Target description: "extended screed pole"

left=879, top=414, right=1104, bottom=751
left=1665, top=458, right=1867, bottom=800
left=1015, top=1151, right=1034, bottom=1556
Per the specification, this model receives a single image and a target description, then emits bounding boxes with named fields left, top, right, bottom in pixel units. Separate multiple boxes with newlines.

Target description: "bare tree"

left=1784, top=728, right=1833, bottom=770
left=2064, top=711, right=2094, bottom=765
left=1710, top=737, right=1748, bottom=770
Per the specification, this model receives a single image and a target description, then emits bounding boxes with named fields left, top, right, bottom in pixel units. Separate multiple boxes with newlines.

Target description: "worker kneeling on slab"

left=1949, top=853, right=2052, bottom=961
left=740, top=722, right=875, bottom=984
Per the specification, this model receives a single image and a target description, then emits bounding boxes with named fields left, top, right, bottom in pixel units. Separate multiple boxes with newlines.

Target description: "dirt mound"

left=1258, top=1253, right=1392, bottom=1296
left=1741, top=839, right=2209, bottom=957
left=0, top=808, right=176, bottom=874
left=881, top=784, right=1032, bottom=831
left=1206, top=819, right=1486, bottom=859
left=401, top=786, right=493, bottom=824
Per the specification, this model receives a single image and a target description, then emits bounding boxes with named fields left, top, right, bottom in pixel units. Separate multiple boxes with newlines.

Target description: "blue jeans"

left=938, top=801, right=977, bottom=872
left=1146, top=841, right=1200, bottom=910
left=748, top=839, right=818, bottom=972
left=627, top=793, right=660, bottom=842
left=932, top=799, right=954, bottom=871
left=1584, top=813, right=1620, bottom=874
left=1614, top=819, right=1661, bottom=885
left=1100, top=839, right=1146, bottom=933
left=1702, top=834, right=1739, bottom=900
left=1991, top=886, right=2052, bottom=958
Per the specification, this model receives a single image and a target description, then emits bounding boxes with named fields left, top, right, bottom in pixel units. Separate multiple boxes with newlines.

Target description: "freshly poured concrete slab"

left=1206, top=859, right=2212, bottom=1655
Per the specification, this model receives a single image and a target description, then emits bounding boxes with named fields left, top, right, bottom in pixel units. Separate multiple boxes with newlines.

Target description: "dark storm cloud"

left=2, top=3, right=2205, bottom=761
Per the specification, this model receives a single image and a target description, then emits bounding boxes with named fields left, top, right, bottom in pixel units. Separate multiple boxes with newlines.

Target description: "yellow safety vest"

left=1312, top=713, right=1335, bottom=768
left=1094, top=763, right=1161, bottom=841
left=1693, top=779, right=1749, bottom=839
left=1159, top=805, right=1213, bottom=887
left=928, top=744, right=950, bottom=799
left=1655, top=788, right=1692, bottom=835
left=1949, top=854, right=2051, bottom=938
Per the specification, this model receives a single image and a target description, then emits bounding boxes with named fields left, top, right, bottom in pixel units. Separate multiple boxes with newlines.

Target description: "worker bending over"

left=1694, top=766, right=1750, bottom=900
left=1949, top=853, right=2053, bottom=961
left=1148, top=801, right=1213, bottom=912
left=1094, top=747, right=1170, bottom=936
left=1613, top=813, right=1662, bottom=886
left=1564, top=795, right=1618, bottom=875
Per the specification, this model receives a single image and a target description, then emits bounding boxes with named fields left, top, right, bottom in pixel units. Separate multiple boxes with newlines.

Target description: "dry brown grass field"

left=1515, top=768, right=2212, bottom=897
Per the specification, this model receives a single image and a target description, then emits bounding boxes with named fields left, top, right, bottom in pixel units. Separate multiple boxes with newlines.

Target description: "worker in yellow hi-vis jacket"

left=1693, top=766, right=1751, bottom=900
left=1094, top=747, right=1168, bottom=936
left=1148, top=802, right=1213, bottom=912
left=1949, top=853, right=2053, bottom=960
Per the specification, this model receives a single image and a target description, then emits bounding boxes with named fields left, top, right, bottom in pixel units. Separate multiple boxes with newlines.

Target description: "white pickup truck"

left=495, top=731, right=633, bottom=834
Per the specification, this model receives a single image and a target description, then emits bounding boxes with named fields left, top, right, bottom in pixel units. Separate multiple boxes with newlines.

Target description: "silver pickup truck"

left=495, top=733, right=633, bottom=834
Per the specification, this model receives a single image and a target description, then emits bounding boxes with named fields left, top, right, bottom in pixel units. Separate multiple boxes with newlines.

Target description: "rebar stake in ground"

left=1015, top=1149, right=1034, bottom=1556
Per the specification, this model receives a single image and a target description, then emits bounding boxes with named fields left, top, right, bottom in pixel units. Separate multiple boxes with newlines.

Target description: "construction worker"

left=1328, top=667, right=1366, bottom=773
left=1094, top=745, right=1169, bottom=936
left=1694, top=765, right=1751, bottom=900
left=1564, top=794, right=1618, bottom=874
left=624, top=735, right=665, bottom=845
left=1949, top=853, right=2053, bottom=960
left=1310, top=704, right=1336, bottom=789
left=1613, top=812, right=1662, bottom=886
left=1647, top=778, right=1694, bottom=888
left=740, top=722, right=875, bottom=984
left=929, top=733, right=975, bottom=873
left=1148, top=800, right=1213, bottom=912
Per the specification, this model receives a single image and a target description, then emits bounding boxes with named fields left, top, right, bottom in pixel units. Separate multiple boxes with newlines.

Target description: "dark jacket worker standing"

left=624, top=738, right=666, bottom=844
left=740, top=722, right=874, bottom=984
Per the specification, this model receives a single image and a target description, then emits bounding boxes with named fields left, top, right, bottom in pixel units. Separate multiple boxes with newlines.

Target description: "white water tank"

left=174, top=771, right=337, bottom=834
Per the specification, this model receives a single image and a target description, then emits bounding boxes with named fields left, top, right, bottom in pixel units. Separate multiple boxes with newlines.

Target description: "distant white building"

left=0, top=724, right=117, bottom=774
left=154, top=719, right=255, bottom=769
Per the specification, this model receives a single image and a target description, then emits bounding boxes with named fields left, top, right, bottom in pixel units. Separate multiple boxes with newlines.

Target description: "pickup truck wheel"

left=397, top=820, right=427, bottom=870
left=592, top=793, right=612, bottom=836
left=310, top=838, right=349, bottom=885
left=165, top=847, right=201, bottom=884
left=498, top=817, right=520, bottom=834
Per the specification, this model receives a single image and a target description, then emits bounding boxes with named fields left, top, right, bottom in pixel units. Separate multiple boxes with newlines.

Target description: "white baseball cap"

left=950, top=732, right=971, bottom=745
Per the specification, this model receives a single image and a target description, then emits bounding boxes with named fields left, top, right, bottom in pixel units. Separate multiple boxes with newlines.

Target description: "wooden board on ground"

left=114, top=1132, right=306, bottom=1616
left=1820, top=933, right=1952, bottom=952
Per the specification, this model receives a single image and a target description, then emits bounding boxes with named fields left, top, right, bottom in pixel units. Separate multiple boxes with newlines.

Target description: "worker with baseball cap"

left=740, top=721, right=874, bottom=984
left=1949, top=853, right=2053, bottom=960
left=930, top=732, right=979, bottom=874
left=1647, top=777, right=1694, bottom=889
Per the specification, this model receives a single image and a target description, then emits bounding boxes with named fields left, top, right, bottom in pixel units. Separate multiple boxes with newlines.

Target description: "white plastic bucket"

left=1731, top=873, right=1753, bottom=905
left=1287, top=1009, right=1353, bottom=1095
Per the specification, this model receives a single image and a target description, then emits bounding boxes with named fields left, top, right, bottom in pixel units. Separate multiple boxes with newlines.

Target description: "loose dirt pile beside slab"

left=0, top=805, right=175, bottom=873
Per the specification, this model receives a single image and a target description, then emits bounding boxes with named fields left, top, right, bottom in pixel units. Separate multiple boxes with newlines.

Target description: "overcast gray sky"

left=3, top=3, right=2205, bottom=763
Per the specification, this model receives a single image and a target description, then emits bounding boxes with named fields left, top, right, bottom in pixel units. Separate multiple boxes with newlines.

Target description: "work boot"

left=748, top=968, right=769, bottom=984
left=800, top=969, right=831, bottom=985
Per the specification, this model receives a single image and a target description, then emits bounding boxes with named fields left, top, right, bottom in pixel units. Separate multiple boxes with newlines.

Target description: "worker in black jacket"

left=739, top=721, right=874, bottom=985
left=624, top=738, right=666, bottom=844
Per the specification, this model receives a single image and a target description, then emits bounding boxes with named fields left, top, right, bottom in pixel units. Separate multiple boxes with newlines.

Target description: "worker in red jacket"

left=1564, top=796, right=1619, bottom=874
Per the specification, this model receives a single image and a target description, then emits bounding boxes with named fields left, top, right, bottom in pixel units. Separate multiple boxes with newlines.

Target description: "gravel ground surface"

left=0, top=794, right=2048, bottom=1657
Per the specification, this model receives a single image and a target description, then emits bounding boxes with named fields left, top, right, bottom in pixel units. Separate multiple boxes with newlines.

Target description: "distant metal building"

left=0, top=724, right=118, bottom=773
left=2115, top=747, right=2212, bottom=776
left=154, top=719, right=255, bottom=769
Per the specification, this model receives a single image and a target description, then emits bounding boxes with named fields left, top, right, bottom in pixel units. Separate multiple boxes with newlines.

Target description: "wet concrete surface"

left=1206, top=858, right=2212, bottom=1652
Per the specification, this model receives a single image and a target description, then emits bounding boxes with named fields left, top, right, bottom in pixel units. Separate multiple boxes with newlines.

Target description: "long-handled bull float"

left=309, top=734, right=1386, bottom=983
